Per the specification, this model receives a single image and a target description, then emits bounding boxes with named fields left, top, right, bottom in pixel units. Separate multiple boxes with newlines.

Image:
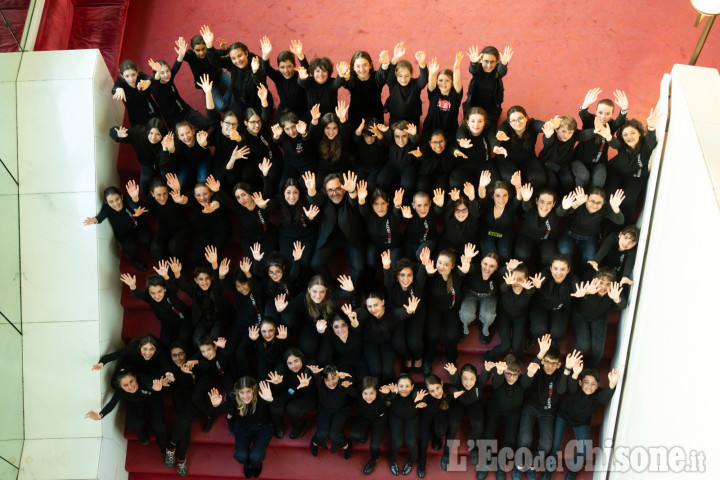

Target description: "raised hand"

left=393, top=188, right=405, bottom=207
left=457, top=138, right=473, bottom=149
left=337, top=274, right=354, bottom=292
left=464, top=243, right=479, bottom=259
left=251, top=56, right=260, bottom=73
left=166, top=172, right=181, bottom=192
left=249, top=242, right=264, bottom=262
left=561, top=190, right=577, bottom=210
left=415, top=389, right=428, bottom=402
left=196, top=130, right=209, bottom=147
left=496, top=130, right=510, bottom=142
left=454, top=149, right=468, bottom=159
left=336, top=61, right=350, bottom=79
left=303, top=204, right=320, bottom=220
left=463, top=181, right=475, bottom=200
left=530, top=273, right=545, bottom=289
left=153, top=259, right=170, bottom=278
left=115, top=126, right=129, bottom=138
left=120, top=273, right=137, bottom=289
left=307, top=364, right=323, bottom=375
left=378, top=50, right=390, bottom=65
left=400, top=206, right=412, bottom=219
left=428, top=57, right=439, bottom=75
left=309, top=103, right=321, bottom=121
left=147, top=58, right=161, bottom=72
left=537, top=334, right=552, bottom=356
left=393, top=41, right=406, bottom=61
left=565, top=350, right=582, bottom=371
left=527, top=362, right=540, bottom=377
left=357, top=180, right=368, bottom=202
left=520, top=184, right=533, bottom=202
left=169, top=257, right=182, bottom=276
left=609, top=189, right=625, bottom=212
left=205, top=174, right=221, bottom=192
left=502, top=270, right=514, bottom=286
left=289, top=39, right=303, bottom=58
left=495, top=361, right=507, bottom=374
left=274, top=293, right=288, bottom=313
left=214, top=336, right=227, bottom=349
left=201, top=201, right=219, bottom=214
left=608, top=282, right=624, bottom=303
left=459, top=254, right=472, bottom=273
left=404, top=296, right=421, bottom=315
left=258, top=381, right=274, bottom=402
left=647, top=107, right=662, bottom=129
left=260, top=36, right=272, bottom=59
left=219, top=257, right=230, bottom=278
left=270, top=124, right=283, bottom=139
left=169, top=189, right=183, bottom=204
left=572, top=360, right=584, bottom=377
left=335, top=100, right=349, bottom=123
left=136, top=79, right=151, bottom=91
left=204, top=245, right=218, bottom=266
left=433, top=188, right=446, bottom=207
left=341, top=303, right=358, bottom=327
left=414, top=50, right=426, bottom=66
left=85, top=410, right=102, bottom=421
left=297, top=66, right=309, bottom=80
left=297, top=372, right=311, bottom=389
left=82, top=216, right=98, bottom=226
left=302, top=171, right=316, bottom=193
left=493, top=146, right=508, bottom=157
left=613, top=90, right=629, bottom=111
left=91, top=362, right=104, bottom=371
left=152, top=379, right=163, bottom=391
left=200, top=25, right=214, bottom=47
left=381, top=249, right=392, bottom=270
left=125, top=179, right=140, bottom=200
left=257, top=157, right=272, bottom=178
left=454, top=51, right=464, bottom=68
left=608, top=368, right=620, bottom=387
left=571, top=281, right=591, bottom=298
left=341, top=170, right=357, bottom=193
left=292, top=241, right=305, bottom=261
left=239, top=256, right=252, bottom=274
left=582, top=87, right=601, bottom=109
left=208, top=387, right=223, bottom=406
left=256, top=82, right=268, bottom=103
left=500, top=46, right=514, bottom=65
left=444, top=362, right=457, bottom=376
left=467, top=45, right=481, bottom=63
left=267, top=371, right=283, bottom=384
left=296, top=120, right=308, bottom=136
left=277, top=324, right=288, bottom=340
left=315, top=319, right=328, bottom=334
left=479, top=170, right=492, bottom=189
left=248, top=325, right=260, bottom=341
left=112, top=88, right=126, bottom=102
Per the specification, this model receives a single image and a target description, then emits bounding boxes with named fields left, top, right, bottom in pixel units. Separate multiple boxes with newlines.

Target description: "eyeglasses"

left=509, top=118, right=526, bottom=125
left=543, top=360, right=560, bottom=367
left=222, top=120, right=238, bottom=128
left=588, top=199, right=604, bottom=206
left=171, top=352, right=185, bottom=358
left=247, top=120, right=261, bottom=125
left=430, top=140, right=446, bottom=145
left=455, top=208, right=469, bottom=214
left=326, top=187, right=344, bottom=194
left=505, top=372, right=520, bottom=377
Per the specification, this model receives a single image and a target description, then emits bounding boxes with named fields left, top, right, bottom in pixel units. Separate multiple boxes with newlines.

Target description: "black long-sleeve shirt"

left=129, top=195, right=189, bottom=234
left=518, top=201, right=566, bottom=241
left=533, top=269, right=579, bottom=312
left=499, top=282, right=535, bottom=318
left=148, top=60, right=189, bottom=124
left=356, top=308, right=403, bottom=345
left=109, top=125, right=163, bottom=169
left=539, top=128, right=596, bottom=167
left=608, top=130, right=658, bottom=179
left=479, top=195, right=520, bottom=237
left=215, top=188, right=276, bottom=242
left=379, top=63, right=429, bottom=122
left=98, top=347, right=164, bottom=380
left=190, top=346, right=235, bottom=381
left=383, top=266, right=426, bottom=320
left=487, top=367, right=528, bottom=415
left=572, top=292, right=626, bottom=320
left=262, top=56, right=309, bottom=115
left=388, top=391, right=422, bottom=419
left=558, top=379, right=615, bottom=426
left=94, top=199, right=147, bottom=238
left=497, top=119, right=545, bottom=163
left=183, top=48, right=226, bottom=86
left=226, top=393, right=273, bottom=431
left=440, top=198, right=480, bottom=250
left=520, top=359, right=569, bottom=411
left=454, top=125, right=496, bottom=169
left=398, top=204, right=442, bottom=248
left=465, top=62, right=507, bottom=114
left=298, top=75, right=343, bottom=117
left=595, top=233, right=637, bottom=281
left=423, top=87, right=463, bottom=141
left=99, top=373, right=158, bottom=417
left=359, top=203, right=402, bottom=249
left=131, top=280, right=189, bottom=327
left=425, top=269, right=466, bottom=311
left=111, top=72, right=158, bottom=126
left=447, top=369, right=491, bottom=406
left=561, top=203, right=624, bottom=236
left=354, top=392, right=389, bottom=420
left=343, top=72, right=385, bottom=128
left=209, top=50, right=269, bottom=113
left=353, top=134, right=386, bottom=171
left=463, top=265, right=499, bottom=298
left=315, top=374, right=356, bottom=411
left=574, top=107, right=627, bottom=166
left=176, top=269, right=229, bottom=327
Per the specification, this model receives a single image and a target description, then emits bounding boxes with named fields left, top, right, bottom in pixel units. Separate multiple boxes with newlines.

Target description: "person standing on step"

left=348, top=376, right=388, bottom=475
left=417, top=374, right=451, bottom=478
left=386, top=373, right=425, bottom=476
left=307, top=364, right=355, bottom=459
left=459, top=247, right=500, bottom=344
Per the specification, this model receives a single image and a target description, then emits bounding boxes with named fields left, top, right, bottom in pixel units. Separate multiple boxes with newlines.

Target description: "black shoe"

left=511, top=467, right=522, bottom=480
left=477, top=470, right=489, bottom=480
left=540, top=472, right=552, bottom=480
left=471, top=448, right=479, bottom=465
left=417, top=463, right=426, bottom=478
left=481, top=332, right=491, bottom=344
left=243, top=463, right=253, bottom=479
left=421, top=361, right=432, bottom=376
left=289, top=421, right=308, bottom=439
left=344, top=442, right=353, bottom=459
left=402, top=461, right=413, bottom=475
left=137, top=433, right=149, bottom=445
left=495, top=469, right=507, bottom=480
left=565, top=472, right=577, bottom=480
left=131, top=259, right=148, bottom=272
left=524, top=337, right=535, bottom=351
left=202, top=416, right=215, bottom=433
left=274, top=424, right=285, bottom=439
left=441, top=449, right=450, bottom=471
left=363, top=457, right=378, bottom=475
left=431, top=435, right=443, bottom=451
left=252, top=463, right=263, bottom=478
left=527, top=468, right=538, bottom=480
left=310, top=442, right=319, bottom=457
left=390, top=461, right=400, bottom=476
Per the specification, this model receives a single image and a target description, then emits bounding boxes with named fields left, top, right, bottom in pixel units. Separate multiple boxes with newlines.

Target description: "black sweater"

left=379, top=63, right=429, bottom=121
left=518, top=201, right=566, bottom=241
left=561, top=203, right=624, bottom=236
left=109, top=125, right=164, bottom=169
left=595, top=233, right=637, bottom=281
left=99, top=373, right=158, bottom=417
left=425, top=269, right=466, bottom=311
left=464, top=63, right=507, bottom=114
left=358, top=203, right=402, bottom=249
left=558, top=379, right=615, bottom=426
left=497, top=119, right=545, bottom=163
left=94, top=199, right=147, bottom=238
left=148, top=60, right=189, bottom=123
left=521, top=359, right=569, bottom=411
left=479, top=195, right=520, bottom=237
left=533, top=269, right=579, bottom=312
left=315, top=374, right=356, bottom=411
left=210, top=50, right=268, bottom=113
left=454, top=125, right=496, bottom=168
left=111, top=72, right=159, bottom=126
left=499, top=282, right=535, bottom=318
left=298, top=75, right=343, bottom=117
left=262, top=56, right=309, bottom=115
left=131, top=281, right=189, bottom=326
left=388, top=391, right=422, bottom=419
left=608, top=130, right=658, bottom=179
left=574, top=107, right=627, bottom=166
left=398, top=205, right=442, bottom=247
left=447, top=370, right=491, bottom=407
left=343, top=72, right=385, bottom=128
left=487, top=367, right=528, bottom=415
left=539, top=128, right=596, bottom=167
left=129, top=195, right=189, bottom=233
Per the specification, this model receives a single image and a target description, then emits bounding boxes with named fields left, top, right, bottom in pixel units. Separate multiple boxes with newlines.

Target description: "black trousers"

left=270, top=391, right=317, bottom=432
left=126, top=394, right=167, bottom=453
left=388, top=413, right=419, bottom=462
left=350, top=415, right=386, bottom=459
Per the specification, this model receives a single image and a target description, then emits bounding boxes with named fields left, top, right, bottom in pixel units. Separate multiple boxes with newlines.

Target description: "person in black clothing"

left=85, top=369, right=168, bottom=455
left=349, top=376, right=388, bottom=475
left=352, top=118, right=387, bottom=193
left=245, top=319, right=288, bottom=382
left=544, top=366, right=619, bottom=480
left=318, top=309, right=368, bottom=381
left=164, top=120, right=214, bottom=192
left=248, top=247, right=302, bottom=324
left=529, top=254, right=580, bottom=345
left=495, top=106, right=548, bottom=189
left=604, top=109, right=661, bottom=223
left=161, top=342, right=197, bottom=477
left=112, top=60, right=159, bottom=126
left=341, top=51, right=385, bottom=129
left=588, top=225, right=639, bottom=286
left=92, top=334, right=164, bottom=381
left=513, top=337, right=578, bottom=480
left=452, top=107, right=500, bottom=188
left=386, top=373, right=425, bottom=476
left=538, top=115, right=596, bottom=194
left=571, top=270, right=626, bottom=368
left=357, top=183, right=403, bottom=289
left=298, top=56, right=343, bottom=118
left=382, top=254, right=426, bottom=371
left=443, top=362, right=491, bottom=470
left=484, top=261, right=536, bottom=361
left=476, top=355, right=530, bottom=480
left=377, top=42, right=428, bottom=127
left=557, top=186, right=625, bottom=266
left=110, top=119, right=167, bottom=196
left=171, top=250, right=231, bottom=347
left=417, top=374, right=450, bottom=478
left=147, top=41, right=214, bottom=131
left=416, top=130, right=454, bottom=193
left=260, top=36, right=309, bottom=118
left=418, top=247, right=472, bottom=373
left=463, top=45, right=514, bottom=128
left=271, top=113, right=317, bottom=188
left=266, top=347, right=318, bottom=440
left=186, top=335, right=236, bottom=433
left=436, top=186, right=480, bottom=254
left=396, top=190, right=443, bottom=260
left=120, top=262, right=191, bottom=347
left=307, top=365, right=355, bottom=458
left=211, top=376, right=274, bottom=479
left=571, top=88, right=629, bottom=188
left=477, top=174, right=522, bottom=261
left=241, top=85, right=283, bottom=188
left=422, top=52, right=464, bottom=143
left=305, top=171, right=366, bottom=285
left=83, top=186, right=151, bottom=271
left=459, top=249, right=500, bottom=344
left=307, top=102, right=354, bottom=181
left=514, top=185, right=574, bottom=267
left=341, top=293, right=410, bottom=383
left=376, top=120, right=422, bottom=206
left=184, top=29, right=232, bottom=111
left=126, top=179, right=192, bottom=262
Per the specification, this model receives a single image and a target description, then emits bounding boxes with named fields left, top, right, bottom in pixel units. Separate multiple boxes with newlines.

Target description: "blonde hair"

left=234, top=377, right=258, bottom=417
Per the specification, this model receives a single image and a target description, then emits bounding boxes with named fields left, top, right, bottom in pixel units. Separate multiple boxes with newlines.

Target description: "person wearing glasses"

left=206, top=106, right=250, bottom=189
left=494, top=106, right=548, bottom=190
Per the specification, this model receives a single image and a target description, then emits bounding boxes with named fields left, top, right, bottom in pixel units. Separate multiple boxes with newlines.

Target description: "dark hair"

left=175, top=120, right=194, bottom=134
left=361, top=376, right=379, bottom=392
left=429, top=129, right=446, bottom=140
left=392, top=258, right=416, bottom=279
left=309, top=57, right=333, bottom=75
left=396, top=59, right=413, bottom=75
left=536, top=188, right=557, bottom=203
left=318, top=113, right=343, bottom=162
left=504, top=353, right=522, bottom=373
left=228, top=42, right=249, bottom=55
left=513, top=264, right=529, bottom=279
left=366, top=291, right=385, bottom=302
left=482, top=251, right=500, bottom=265
left=168, top=340, right=188, bottom=355
left=149, top=179, right=167, bottom=194
left=459, top=363, right=478, bottom=380
left=305, top=275, right=335, bottom=320
left=438, top=68, right=453, bottom=82
left=190, top=35, right=205, bottom=49
left=118, top=60, right=138, bottom=75
left=157, top=59, right=171, bottom=70
left=588, top=186, right=606, bottom=199
left=283, top=347, right=306, bottom=364
left=350, top=51, right=375, bottom=76
left=579, top=368, right=600, bottom=383
left=193, top=265, right=212, bottom=279
left=453, top=195, right=470, bottom=214
left=258, top=317, right=277, bottom=344
left=464, top=107, right=488, bottom=133
left=390, top=120, right=409, bottom=135
left=146, top=274, right=167, bottom=289
left=595, top=267, right=616, bottom=283
left=113, top=368, right=136, bottom=389
left=222, top=110, right=239, bottom=123
left=506, top=106, right=533, bottom=148
left=233, top=181, right=255, bottom=196
left=437, top=249, right=458, bottom=293
left=369, top=188, right=389, bottom=206
left=323, top=172, right=343, bottom=187
left=397, top=372, right=413, bottom=385
left=198, top=335, right=216, bottom=348
left=264, top=252, right=287, bottom=289
left=277, top=50, right=295, bottom=65
left=234, top=269, right=249, bottom=284
left=244, top=107, right=261, bottom=123
left=279, top=177, right=306, bottom=225
left=321, top=365, right=339, bottom=379
left=488, top=180, right=512, bottom=202
left=621, top=225, right=640, bottom=242
left=135, top=334, right=159, bottom=354
left=545, top=346, right=561, bottom=361
left=146, top=117, right=166, bottom=136
left=598, top=99, right=614, bottom=110
left=617, top=119, right=646, bottom=153
left=362, top=117, right=381, bottom=135
left=551, top=254, right=572, bottom=271
left=424, top=374, right=449, bottom=410
left=103, top=186, right=122, bottom=200
left=481, top=46, right=500, bottom=59
left=279, top=111, right=299, bottom=127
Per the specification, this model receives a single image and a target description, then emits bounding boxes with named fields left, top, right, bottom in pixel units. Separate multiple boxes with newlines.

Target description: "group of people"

left=82, top=25, right=655, bottom=480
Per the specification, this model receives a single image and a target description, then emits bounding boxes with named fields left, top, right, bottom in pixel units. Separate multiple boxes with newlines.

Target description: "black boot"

left=252, top=462, right=263, bottom=478
left=363, top=457, right=378, bottom=475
